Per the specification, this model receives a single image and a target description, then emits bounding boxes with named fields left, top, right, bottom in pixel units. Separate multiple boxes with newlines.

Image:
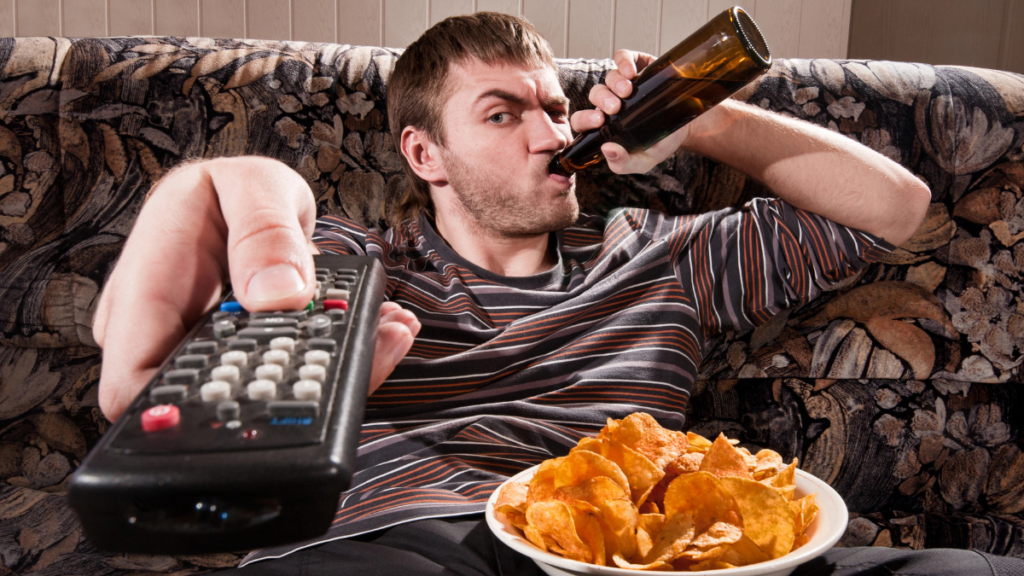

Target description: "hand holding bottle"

left=570, top=49, right=698, bottom=175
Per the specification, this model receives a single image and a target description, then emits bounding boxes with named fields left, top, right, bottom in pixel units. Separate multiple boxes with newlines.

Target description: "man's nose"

left=527, top=112, right=570, bottom=154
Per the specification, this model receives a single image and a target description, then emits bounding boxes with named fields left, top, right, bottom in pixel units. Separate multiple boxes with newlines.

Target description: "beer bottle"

left=550, top=6, right=772, bottom=176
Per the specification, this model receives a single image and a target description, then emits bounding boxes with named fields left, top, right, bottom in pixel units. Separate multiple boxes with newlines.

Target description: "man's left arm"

left=572, top=50, right=932, bottom=247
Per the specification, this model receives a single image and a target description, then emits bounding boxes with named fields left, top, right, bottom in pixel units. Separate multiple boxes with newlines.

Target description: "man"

left=93, top=11, right=1014, bottom=576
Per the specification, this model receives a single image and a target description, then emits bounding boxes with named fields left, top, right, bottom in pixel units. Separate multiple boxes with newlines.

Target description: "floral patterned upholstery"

left=0, top=37, right=1022, bottom=574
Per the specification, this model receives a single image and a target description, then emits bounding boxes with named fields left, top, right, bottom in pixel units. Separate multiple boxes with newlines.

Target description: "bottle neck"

left=550, top=128, right=609, bottom=176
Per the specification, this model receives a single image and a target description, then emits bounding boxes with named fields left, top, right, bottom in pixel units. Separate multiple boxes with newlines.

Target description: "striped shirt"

left=241, top=198, right=892, bottom=565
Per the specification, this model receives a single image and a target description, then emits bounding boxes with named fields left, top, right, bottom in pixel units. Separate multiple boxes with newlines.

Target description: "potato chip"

left=717, top=534, right=770, bottom=566
left=663, top=471, right=743, bottom=533
left=689, top=559, right=736, bottom=571
left=598, top=413, right=689, bottom=468
left=527, top=456, right=564, bottom=506
left=768, top=459, right=797, bottom=500
left=611, top=555, right=673, bottom=571
left=792, top=493, right=818, bottom=536
left=642, top=512, right=696, bottom=564
left=688, top=521, right=743, bottom=550
left=568, top=502, right=607, bottom=566
left=525, top=500, right=593, bottom=563
left=791, top=533, right=810, bottom=550
left=720, top=476, right=795, bottom=559
left=686, top=431, right=713, bottom=453
left=554, top=477, right=639, bottom=561
left=639, top=501, right=659, bottom=514
left=666, top=452, right=704, bottom=475
left=699, top=433, right=753, bottom=479
left=495, top=481, right=528, bottom=514
left=752, top=449, right=784, bottom=480
left=554, top=450, right=631, bottom=496
left=573, top=437, right=665, bottom=506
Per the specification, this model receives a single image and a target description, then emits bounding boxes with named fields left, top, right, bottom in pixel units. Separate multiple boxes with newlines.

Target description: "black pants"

left=215, top=516, right=1024, bottom=576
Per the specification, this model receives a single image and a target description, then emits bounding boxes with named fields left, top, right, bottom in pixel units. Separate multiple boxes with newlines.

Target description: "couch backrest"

left=2, top=37, right=1024, bottom=393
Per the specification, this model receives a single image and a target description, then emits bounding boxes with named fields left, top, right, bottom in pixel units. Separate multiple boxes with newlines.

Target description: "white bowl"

left=486, top=465, right=848, bottom=576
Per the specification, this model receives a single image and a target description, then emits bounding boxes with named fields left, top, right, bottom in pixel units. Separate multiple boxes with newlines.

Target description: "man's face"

left=435, top=58, right=578, bottom=238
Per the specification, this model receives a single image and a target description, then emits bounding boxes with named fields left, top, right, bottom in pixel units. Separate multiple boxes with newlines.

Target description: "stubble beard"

left=442, top=149, right=579, bottom=238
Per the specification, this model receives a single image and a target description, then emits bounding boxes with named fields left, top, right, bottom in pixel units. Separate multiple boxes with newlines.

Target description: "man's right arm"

left=93, top=157, right=420, bottom=422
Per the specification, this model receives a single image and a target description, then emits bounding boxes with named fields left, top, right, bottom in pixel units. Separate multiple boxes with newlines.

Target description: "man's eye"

left=549, top=111, right=569, bottom=122
left=488, top=113, right=509, bottom=124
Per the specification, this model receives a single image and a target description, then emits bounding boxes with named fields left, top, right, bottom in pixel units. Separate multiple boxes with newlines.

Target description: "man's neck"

left=432, top=210, right=556, bottom=277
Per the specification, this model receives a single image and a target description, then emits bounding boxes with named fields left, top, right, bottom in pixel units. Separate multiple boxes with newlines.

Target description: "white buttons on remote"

left=270, top=337, right=296, bottom=353
left=293, top=380, right=322, bottom=401
left=201, top=381, right=232, bottom=402
left=304, top=350, right=330, bottom=367
left=263, top=349, right=290, bottom=367
left=298, top=364, right=326, bottom=383
left=255, top=363, right=284, bottom=383
left=211, top=365, right=240, bottom=385
left=221, top=350, right=248, bottom=368
left=247, top=379, right=277, bottom=401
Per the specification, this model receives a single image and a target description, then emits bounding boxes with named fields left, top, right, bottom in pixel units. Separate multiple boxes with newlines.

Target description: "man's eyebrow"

left=475, top=89, right=569, bottom=110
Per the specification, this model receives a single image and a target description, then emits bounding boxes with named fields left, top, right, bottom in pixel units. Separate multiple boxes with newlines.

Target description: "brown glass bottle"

left=550, top=7, right=772, bottom=176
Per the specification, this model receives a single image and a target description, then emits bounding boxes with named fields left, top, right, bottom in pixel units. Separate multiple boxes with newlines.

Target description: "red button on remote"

left=324, top=299, right=348, bottom=311
left=141, top=404, right=180, bottom=432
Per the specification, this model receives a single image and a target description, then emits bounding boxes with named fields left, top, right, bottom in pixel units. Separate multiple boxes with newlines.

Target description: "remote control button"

left=269, top=337, right=296, bottom=353
left=212, top=311, right=232, bottom=321
left=200, top=381, right=232, bottom=402
left=262, top=349, right=290, bottom=367
left=213, top=320, right=236, bottom=339
left=175, top=354, right=209, bottom=369
left=304, top=349, right=331, bottom=367
left=298, top=363, right=327, bottom=382
left=228, top=338, right=258, bottom=352
left=325, top=288, right=350, bottom=301
left=292, top=380, right=322, bottom=401
left=150, top=385, right=188, bottom=404
left=141, top=404, right=180, bottom=432
left=220, top=301, right=244, bottom=313
left=268, top=400, right=319, bottom=419
left=220, top=350, right=249, bottom=368
left=186, top=341, right=218, bottom=355
left=211, top=364, right=241, bottom=384
left=237, top=326, right=300, bottom=344
left=336, top=268, right=358, bottom=275
left=249, top=317, right=299, bottom=329
left=247, top=379, right=277, bottom=401
left=307, top=338, right=337, bottom=352
left=334, top=281, right=350, bottom=290
left=316, top=273, right=328, bottom=282
left=327, top=309, right=346, bottom=322
left=250, top=310, right=308, bottom=321
left=255, top=363, right=284, bottom=383
left=307, top=314, right=332, bottom=337
left=216, top=401, right=240, bottom=422
left=315, top=267, right=330, bottom=276
left=324, top=299, right=348, bottom=311
left=164, top=369, right=199, bottom=386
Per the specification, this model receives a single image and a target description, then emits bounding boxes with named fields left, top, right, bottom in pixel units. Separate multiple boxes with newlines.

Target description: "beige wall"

left=0, top=0, right=851, bottom=59
left=849, top=0, right=1024, bottom=74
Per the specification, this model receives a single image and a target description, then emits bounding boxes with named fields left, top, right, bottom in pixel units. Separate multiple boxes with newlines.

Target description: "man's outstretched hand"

left=92, top=157, right=419, bottom=422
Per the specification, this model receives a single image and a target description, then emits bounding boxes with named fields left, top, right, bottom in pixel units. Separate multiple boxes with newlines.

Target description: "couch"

left=0, top=35, right=1022, bottom=574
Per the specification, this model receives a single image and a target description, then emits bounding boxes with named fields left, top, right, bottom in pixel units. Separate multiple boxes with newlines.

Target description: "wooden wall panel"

left=294, top=0, right=336, bottom=42
left=430, top=0, right=474, bottom=26
left=660, top=0, right=706, bottom=55
left=524, top=0, right=566, bottom=57
left=17, top=0, right=60, bottom=36
left=201, top=0, right=243, bottom=38
left=613, top=0, right=659, bottom=56
left=247, top=0, right=289, bottom=41
left=477, top=0, right=519, bottom=16
left=110, top=0, right=152, bottom=35
left=708, top=0, right=735, bottom=19
left=796, top=0, right=846, bottom=58
left=755, top=0, right=801, bottom=59
left=0, top=0, right=11, bottom=37
left=383, top=0, right=426, bottom=47
left=65, top=0, right=107, bottom=36
left=338, top=0, right=380, bottom=45
left=1003, top=0, right=1024, bottom=73
left=155, top=0, right=199, bottom=36
left=567, top=0, right=612, bottom=59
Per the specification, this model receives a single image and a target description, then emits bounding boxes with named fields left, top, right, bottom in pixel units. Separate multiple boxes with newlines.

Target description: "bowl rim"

left=485, top=464, right=849, bottom=575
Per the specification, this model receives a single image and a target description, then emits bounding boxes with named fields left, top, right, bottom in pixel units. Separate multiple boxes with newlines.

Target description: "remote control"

left=68, top=255, right=387, bottom=554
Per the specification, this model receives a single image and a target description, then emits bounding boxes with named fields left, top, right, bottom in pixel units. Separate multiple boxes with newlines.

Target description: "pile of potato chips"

left=494, top=413, right=818, bottom=571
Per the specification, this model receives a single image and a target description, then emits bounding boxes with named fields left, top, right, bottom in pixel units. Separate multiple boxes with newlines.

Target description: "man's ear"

left=400, top=126, right=447, bottom=185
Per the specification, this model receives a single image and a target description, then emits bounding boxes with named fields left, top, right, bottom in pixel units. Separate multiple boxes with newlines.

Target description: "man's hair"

left=386, top=12, right=556, bottom=226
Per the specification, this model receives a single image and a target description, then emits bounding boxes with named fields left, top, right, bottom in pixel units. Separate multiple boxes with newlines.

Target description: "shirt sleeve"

left=676, top=197, right=895, bottom=338
left=313, top=215, right=371, bottom=255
